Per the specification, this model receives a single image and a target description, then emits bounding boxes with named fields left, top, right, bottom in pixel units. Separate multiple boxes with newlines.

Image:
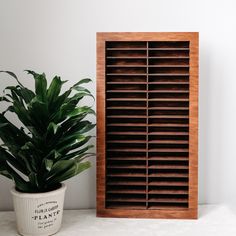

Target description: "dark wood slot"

left=149, top=109, right=188, bottom=116
left=107, top=185, right=146, bottom=192
left=107, top=118, right=147, bottom=124
left=107, top=126, right=146, bottom=132
left=149, top=50, right=189, bottom=58
left=108, top=157, right=146, bottom=161
left=148, top=76, right=189, bottom=83
left=149, top=58, right=189, bottom=66
left=107, top=90, right=147, bottom=94
left=107, top=134, right=146, bottom=141
left=148, top=143, right=189, bottom=149
left=148, top=165, right=188, bottom=170
left=148, top=93, right=188, bottom=99
left=107, top=173, right=146, bottom=177
left=148, top=203, right=188, bottom=209
left=148, top=178, right=189, bottom=186
left=148, top=140, right=189, bottom=144
left=148, top=160, right=188, bottom=166
left=108, top=159, right=146, bottom=165
left=107, top=165, right=146, bottom=169
left=106, top=75, right=146, bottom=83
left=106, top=50, right=147, bottom=58
left=107, top=189, right=146, bottom=194
left=107, top=48, right=147, bottom=51
left=107, top=177, right=146, bottom=186
left=148, top=196, right=188, bottom=203
left=107, top=168, right=146, bottom=176
left=107, top=142, right=146, bottom=149
left=148, top=90, right=189, bottom=93
left=106, top=41, right=147, bottom=49
left=149, top=173, right=188, bottom=178
left=149, top=101, right=189, bottom=108
left=107, top=137, right=146, bottom=143
left=148, top=149, right=189, bottom=154
left=148, top=118, right=189, bottom=125
left=148, top=157, right=188, bottom=161
left=107, top=151, right=146, bottom=158
left=148, top=152, right=189, bottom=157
left=149, top=189, right=188, bottom=195
left=149, top=168, right=188, bottom=174
left=149, top=41, right=189, bottom=48
left=106, top=67, right=147, bottom=74
left=148, top=84, right=189, bottom=91
left=149, top=67, right=189, bottom=74
left=106, top=202, right=147, bottom=209
left=148, top=135, right=188, bottom=142
left=148, top=107, right=189, bottom=111
left=107, top=109, right=146, bottom=116
left=107, top=194, right=146, bottom=203
left=149, top=185, right=188, bottom=191
left=106, top=83, right=146, bottom=91
left=107, top=65, right=147, bottom=68
left=107, top=100, right=146, bottom=108
left=107, top=58, right=147, bottom=66
left=107, top=92, right=146, bottom=99
left=107, top=106, right=146, bottom=110
left=106, top=199, right=146, bottom=203
left=149, top=126, right=189, bottom=133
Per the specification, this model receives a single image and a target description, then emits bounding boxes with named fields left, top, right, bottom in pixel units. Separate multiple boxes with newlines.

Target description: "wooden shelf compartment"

left=107, top=58, right=147, bottom=66
left=148, top=41, right=189, bottom=49
left=106, top=50, right=147, bottom=58
left=106, top=67, right=147, bottom=74
left=148, top=66, right=189, bottom=74
left=148, top=203, right=188, bottom=209
left=106, top=41, right=147, bottom=49
left=149, top=59, right=189, bottom=66
left=148, top=50, right=189, bottom=58
left=148, top=180, right=189, bottom=186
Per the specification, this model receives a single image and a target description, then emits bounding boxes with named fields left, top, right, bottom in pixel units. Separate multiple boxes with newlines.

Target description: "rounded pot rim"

left=10, top=183, right=66, bottom=198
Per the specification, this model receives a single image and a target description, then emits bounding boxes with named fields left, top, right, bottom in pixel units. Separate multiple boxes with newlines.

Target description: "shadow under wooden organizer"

left=97, top=32, right=198, bottom=219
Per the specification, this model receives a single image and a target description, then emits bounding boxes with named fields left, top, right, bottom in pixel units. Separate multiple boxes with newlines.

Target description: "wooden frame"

left=97, top=32, right=198, bottom=219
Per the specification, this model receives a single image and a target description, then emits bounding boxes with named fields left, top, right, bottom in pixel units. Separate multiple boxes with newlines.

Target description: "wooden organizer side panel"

left=97, top=32, right=198, bottom=219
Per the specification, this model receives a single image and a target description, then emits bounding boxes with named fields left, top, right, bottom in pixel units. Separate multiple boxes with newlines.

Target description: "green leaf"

left=0, top=146, right=29, bottom=175
left=0, top=96, right=11, bottom=102
left=29, top=173, right=39, bottom=187
left=0, top=123, right=8, bottom=128
left=47, top=122, right=59, bottom=135
left=57, top=135, right=92, bottom=155
left=60, top=144, right=94, bottom=160
left=72, top=78, right=92, bottom=88
left=45, top=150, right=61, bottom=160
left=44, top=159, right=54, bottom=171
left=47, top=76, right=67, bottom=107
left=47, top=160, right=91, bottom=184
left=0, top=71, right=24, bottom=87
left=26, top=70, right=47, bottom=101
left=67, top=106, right=95, bottom=119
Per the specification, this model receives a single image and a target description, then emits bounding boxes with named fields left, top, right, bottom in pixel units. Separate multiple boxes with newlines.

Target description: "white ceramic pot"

left=11, top=183, right=66, bottom=236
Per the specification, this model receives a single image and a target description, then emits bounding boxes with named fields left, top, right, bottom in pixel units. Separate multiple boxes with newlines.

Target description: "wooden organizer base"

left=97, top=32, right=198, bottom=219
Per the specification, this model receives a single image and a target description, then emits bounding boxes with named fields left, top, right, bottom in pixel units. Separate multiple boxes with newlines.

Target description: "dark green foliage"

left=0, top=70, right=95, bottom=193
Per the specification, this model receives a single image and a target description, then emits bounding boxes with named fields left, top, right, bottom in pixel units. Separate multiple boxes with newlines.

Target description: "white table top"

left=1, top=205, right=236, bottom=236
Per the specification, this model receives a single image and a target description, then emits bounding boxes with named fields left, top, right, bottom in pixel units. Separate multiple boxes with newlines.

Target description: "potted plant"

left=0, top=70, right=95, bottom=236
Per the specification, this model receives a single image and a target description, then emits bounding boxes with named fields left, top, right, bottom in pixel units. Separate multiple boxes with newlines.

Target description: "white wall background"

left=0, top=0, right=236, bottom=210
